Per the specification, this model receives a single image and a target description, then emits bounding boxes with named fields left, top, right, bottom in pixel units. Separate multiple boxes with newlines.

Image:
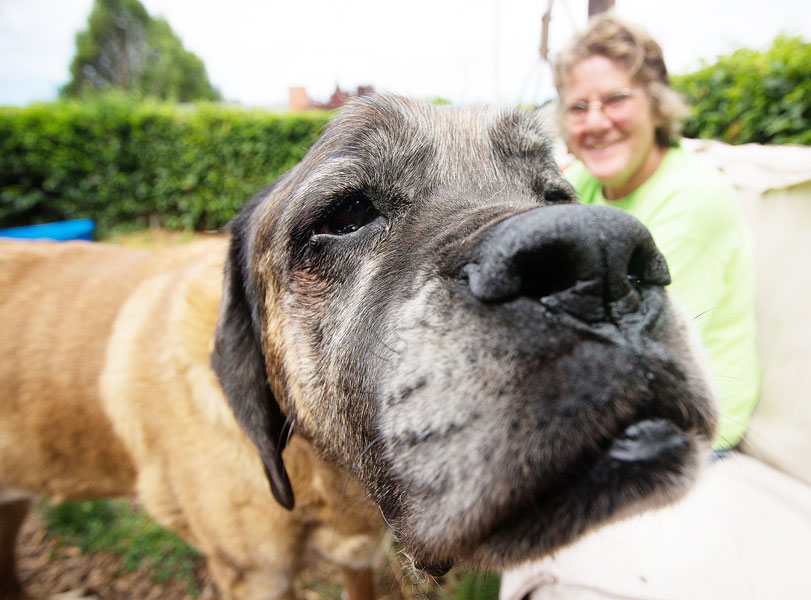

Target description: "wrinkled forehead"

left=291, top=95, right=559, bottom=201
left=251, top=96, right=565, bottom=261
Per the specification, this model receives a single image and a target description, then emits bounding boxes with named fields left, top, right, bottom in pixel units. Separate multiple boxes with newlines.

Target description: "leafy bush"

left=672, top=35, right=811, bottom=145
left=0, top=94, right=331, bottom=233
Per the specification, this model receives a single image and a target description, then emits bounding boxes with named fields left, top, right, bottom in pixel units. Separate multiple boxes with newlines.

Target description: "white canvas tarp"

left=500, top=140, right=811, bottom=600
left=684, top=139, right=811, bottom=485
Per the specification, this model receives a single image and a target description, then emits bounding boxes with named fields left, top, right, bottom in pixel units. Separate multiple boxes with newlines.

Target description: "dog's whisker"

left=276, top=413, right=296, bottom=451
left=487, top=184, right=508, bottom=203
left=285, top=416, right=296, bottom=447
left=324, top=437, right=385, bottom=553
left=375, top=336, right=402, bottom=359
left=337, top=437, right=383, bottom=510
left=379, top=505, right=395, bottom=530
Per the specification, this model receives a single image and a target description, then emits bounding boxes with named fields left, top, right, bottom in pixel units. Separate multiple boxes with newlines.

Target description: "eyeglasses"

left=563, top=88, right=641, bottom=124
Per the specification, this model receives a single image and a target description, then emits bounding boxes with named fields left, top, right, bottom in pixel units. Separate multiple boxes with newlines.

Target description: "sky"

left=1, top=0, right=810, bottom=108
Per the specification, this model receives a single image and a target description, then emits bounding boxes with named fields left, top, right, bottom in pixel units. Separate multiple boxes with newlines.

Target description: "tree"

left=61, top=0, right=221, bottom=102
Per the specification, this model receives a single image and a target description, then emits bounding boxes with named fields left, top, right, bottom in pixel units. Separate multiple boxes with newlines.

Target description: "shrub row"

left=672, top=35, right=811, bottom=146
left=4, top=34, right=808, bottom=235
left=0, top=95, right=331, bottom=233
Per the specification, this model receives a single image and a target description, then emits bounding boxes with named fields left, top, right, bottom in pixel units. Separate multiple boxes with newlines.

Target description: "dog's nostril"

left=517, top=243, right=579, bottom=299
left=465, top=241, right=582, bottom=303
left=627, top=245, right=671, bottom=288
left=627, top=246, right=646, bottom=285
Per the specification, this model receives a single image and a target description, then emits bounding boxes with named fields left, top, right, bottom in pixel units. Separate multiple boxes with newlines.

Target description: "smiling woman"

left=499, top=13, right=765, bottom=600
left=561, top=56, right=663, bottom=200
left=552, top=13, right=759, bottom=454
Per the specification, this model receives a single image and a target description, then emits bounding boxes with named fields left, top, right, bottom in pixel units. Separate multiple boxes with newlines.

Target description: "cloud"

left=1, top=0, right=809, bottom=107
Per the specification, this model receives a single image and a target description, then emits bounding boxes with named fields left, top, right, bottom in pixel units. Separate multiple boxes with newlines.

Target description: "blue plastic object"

left=0, top=219, right=96, bottom=241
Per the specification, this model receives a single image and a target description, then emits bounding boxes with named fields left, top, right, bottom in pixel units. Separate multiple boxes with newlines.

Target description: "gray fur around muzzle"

left=211, top=94, right=717, bottom=577
left=378, top=201, right=714, bottom=573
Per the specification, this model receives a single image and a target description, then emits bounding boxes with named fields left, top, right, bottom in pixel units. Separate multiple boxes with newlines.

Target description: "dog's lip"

left=607, top=418, right=689, bottom=463
left=538, top=416, right=693, bottom=505
left=457, top=416, right=698, bottom=565
left=550, top=416, right=694, bottom=497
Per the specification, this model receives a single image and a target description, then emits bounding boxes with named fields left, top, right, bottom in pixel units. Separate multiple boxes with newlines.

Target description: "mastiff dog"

left=0, top=94, right=717, bottom=599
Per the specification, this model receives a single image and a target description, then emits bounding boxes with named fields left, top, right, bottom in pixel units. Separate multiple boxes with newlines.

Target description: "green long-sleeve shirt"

left=565, top=145, right=760, bottom=449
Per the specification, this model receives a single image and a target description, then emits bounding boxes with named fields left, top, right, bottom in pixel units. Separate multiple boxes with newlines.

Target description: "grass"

left=102, top=227, right=210, bottom=248
left=40, top=499, right=203, bottom=595
left=39, top=498, right=500, bottom=599
left=440, top=569, right=500, bottom=600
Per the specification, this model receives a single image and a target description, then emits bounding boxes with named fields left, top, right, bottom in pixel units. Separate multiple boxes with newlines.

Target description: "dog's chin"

left=399, top=418, right=709, bottom=574
left=466, top=419, right=707, bottom=567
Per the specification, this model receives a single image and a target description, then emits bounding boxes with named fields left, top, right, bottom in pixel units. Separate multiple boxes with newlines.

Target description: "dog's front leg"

left=0, top=489, right=31, bottom=600
left=341, top=566, right=375, bottom=600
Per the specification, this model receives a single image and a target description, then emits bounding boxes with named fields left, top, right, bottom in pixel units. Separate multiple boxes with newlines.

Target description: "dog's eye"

left=540, top=184, right=576, bottom=204
left=315, top=192, right=380, bottom=236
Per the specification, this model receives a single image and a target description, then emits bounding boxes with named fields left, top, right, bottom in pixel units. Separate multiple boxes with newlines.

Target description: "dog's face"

left=213, top=95, right=717, bottom=573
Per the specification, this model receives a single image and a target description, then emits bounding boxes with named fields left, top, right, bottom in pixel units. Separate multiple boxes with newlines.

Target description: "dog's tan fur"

left=1, top=94, right=718, bottom=598
left=0, top=238, right=384, bottom=600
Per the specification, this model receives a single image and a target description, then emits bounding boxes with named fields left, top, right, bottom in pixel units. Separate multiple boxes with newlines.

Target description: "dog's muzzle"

left=378, top=202, right=715, bottom=572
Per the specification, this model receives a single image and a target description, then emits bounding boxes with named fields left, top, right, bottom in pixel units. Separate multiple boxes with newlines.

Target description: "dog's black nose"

left=464, top=204, right=670, bottom=309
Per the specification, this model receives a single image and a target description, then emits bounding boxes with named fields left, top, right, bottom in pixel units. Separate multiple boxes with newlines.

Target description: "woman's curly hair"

left=553, top=13, right=688, bottom=147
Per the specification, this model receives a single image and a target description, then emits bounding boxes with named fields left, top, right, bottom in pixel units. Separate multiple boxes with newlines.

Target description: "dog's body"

left=0, top=239, right=384, bottom=599
left=2, top=94, right=717, bottom=598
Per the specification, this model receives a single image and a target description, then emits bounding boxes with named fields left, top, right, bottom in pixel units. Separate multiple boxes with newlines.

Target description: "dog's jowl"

left=1, top=94, right=716, bottom=598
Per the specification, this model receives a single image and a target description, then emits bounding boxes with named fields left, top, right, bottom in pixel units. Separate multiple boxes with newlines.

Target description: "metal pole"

left=540, top=0, right=554, bottom=62
left=588, top=0, right=615, bottom=17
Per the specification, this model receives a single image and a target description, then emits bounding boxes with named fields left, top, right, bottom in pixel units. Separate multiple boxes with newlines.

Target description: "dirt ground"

left=17, top=510, right=216, bottom=600
left=16, top=510, right=440, bottom=600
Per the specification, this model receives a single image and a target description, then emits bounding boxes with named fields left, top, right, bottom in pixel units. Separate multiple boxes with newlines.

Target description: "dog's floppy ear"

left=211, top=192, right=295, bottom=510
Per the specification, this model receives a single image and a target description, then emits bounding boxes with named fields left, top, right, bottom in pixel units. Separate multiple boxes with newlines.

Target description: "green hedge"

left=0, top=95, right=331, bottom=233
left=672, top=35, right=811, bottom=146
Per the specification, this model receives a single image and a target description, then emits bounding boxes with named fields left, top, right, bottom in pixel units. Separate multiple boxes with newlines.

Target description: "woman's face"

left=562, top=55, right=663, bottom=199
